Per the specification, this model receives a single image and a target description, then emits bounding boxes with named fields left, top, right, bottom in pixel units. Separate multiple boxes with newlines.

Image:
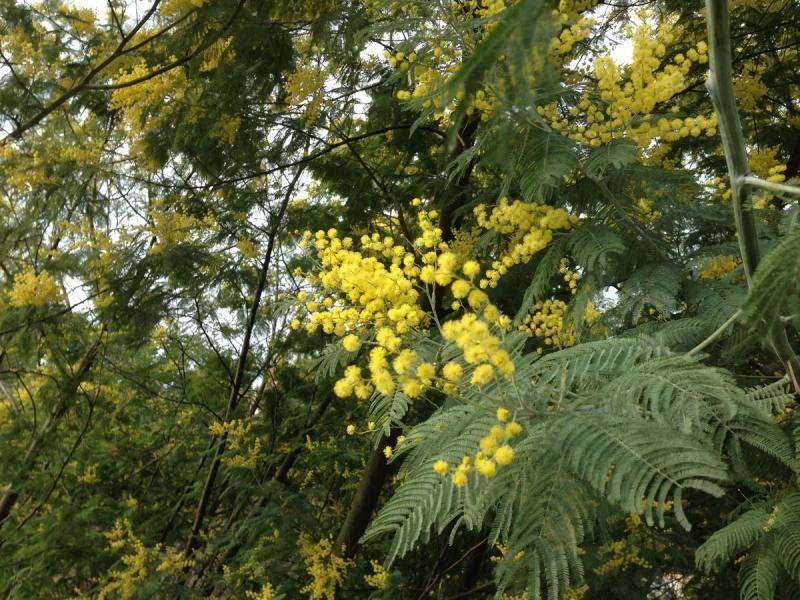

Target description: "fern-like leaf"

left=553, top=414, right=727, bottom=528
left=742, top=229, right=800, bottom=334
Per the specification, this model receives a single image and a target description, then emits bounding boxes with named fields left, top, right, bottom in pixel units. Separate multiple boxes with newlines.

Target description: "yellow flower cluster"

left=474, top=198, right=577, bottom=288
left=110, top=59, right=188, bottom=131
left=208, top=419, right=262, bottom=469
left=750, top=145, right=787, bottom=183
left=245, top=581, right=276, bottom=600
left=160, top=0, right=206, bottom=18
left=549, top=13, right=594, bottom=67
left=698, top=255, right=740, bottom=281
left=284, top=63, right=327, bottom=124
left=298, top=201, right=520, bottom=403
left=636, top=197, right=660, bottom=221
left=8, top=267, right=60, bottom=308
left=519, top=299, right=575, bottom=352
left=434, top=411, right=522, bottom=487
left=593, top=539, right=652, bottom=575
left=98, top=519, right=149, bottom=600
left=464, top=0, right=507, bottom=19
left=364, top=560, right=389, bottom=589
left=389, top=0, right=510, bottom=123
left=557, top=0, right=600, bottom=18
left=749, top=146, right=788, bottom=209
left=213, top=114, right=241, bottom=145
left=564, top=584, right=590, bottom=600
left=77, top=464, right=100, bottom=484
left=297, top=228, right=426, bottom=337
left=763, top=505, right=781, bottom=533
left=733, top=63, right=769, bottom=112
left=386, top=49, right=416, bottom=72
left=200, top=37, right=234, bottom=73
left=299, top=535, right=351, bottom=600
left=147, top=208, right=200, bottom=254
left=559, top=258, right=579, bottom=294
left=537, top=17, right=715, bottom=150
left=442, top=313, right=515, bottom=385
left=98, top=519, right=194, bottom=600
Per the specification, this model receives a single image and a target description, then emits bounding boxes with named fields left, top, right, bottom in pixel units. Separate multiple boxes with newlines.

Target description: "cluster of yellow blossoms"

left=538, top=17, right=716, bottom=150
left=559, top=258, right=580, bottom=294
left=733, top=63, right=769, bottom=112
left=433, top=408, right=522, bottom=486
left=519, top=299, right=575, bottom=352
left=208, top=419, right=262, bottom=469
left=364, top=560, right=389, bottom=589
left=698, top=255, right=740, bottom=281
left=474, top=198, right=577, bottom=288
left=110, top=59, right=188, bottom=131
left=443, top=312, right=515, bottom=385
left=294, top=193, right=579, bottom=411
left=549, top=12, right=594, bottom=67
left=558, top=0, right=599, bottom=16
left=98, top=519, right=194, bottom=600
left=7, top=267, right=60, bottom=308
left=709, top=145, right=789, bottom=205
left=299, top=535, right=351, bottom=600
left=295, top=196, right=566, bottom=407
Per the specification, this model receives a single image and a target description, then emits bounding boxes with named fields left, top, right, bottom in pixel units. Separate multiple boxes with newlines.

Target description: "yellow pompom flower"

left=416, top=362, right=436, bottom=383
left=495, top=445, right=515, bottom=465
left=506, top=422, right=523, bottom=437
left=441, top=362, right=463, bottom=382
left=479, top=436, right=498, bottom=455
left=419, top=265, right=436, bottom=283
left=470, top=364, right=494, bottom=385
left=467, top=289, right=488, bottom=309
left=402, top=378, right=423, bottom=398
left=346, top=424, right=356, bottom=435
left=452, top=470, right=468, bottom=487
left=383, top=446, right=393, bottom=459
left=496, top=408, right=510, bottom=422
left=393, top=349, right=416, bottom=375
left=334, top=378, right=354, bottom=398
left=373, top=370, right=396, bottom=396
left=433, top=460, right=449, bottom=475
left=476, top=458, right=497, bottom=478
left=463, top=260, right=481, bottom=278
left=451, top=279, right=471, bottom=299
left=342, top=334, right=361, bottom=352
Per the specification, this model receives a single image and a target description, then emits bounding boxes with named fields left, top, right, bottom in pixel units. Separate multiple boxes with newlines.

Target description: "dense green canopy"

left=1, top=0, right=800, bottom=598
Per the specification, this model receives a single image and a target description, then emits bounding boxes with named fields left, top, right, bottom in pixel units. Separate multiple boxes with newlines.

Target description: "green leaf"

left=519, top=133, right=579, bottom=200
left=742, top=229, right=800, bottom=332
left=584, top=139, right=638, bottom=179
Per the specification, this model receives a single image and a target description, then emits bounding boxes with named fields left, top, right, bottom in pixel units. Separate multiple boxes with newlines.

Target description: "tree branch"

left=183, top=163, right=306, bottom=556
left=705, top=0, right=800, bottom=391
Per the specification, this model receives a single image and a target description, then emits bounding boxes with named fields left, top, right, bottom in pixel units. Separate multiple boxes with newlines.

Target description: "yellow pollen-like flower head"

left=495, top=445, right=515, bottom=465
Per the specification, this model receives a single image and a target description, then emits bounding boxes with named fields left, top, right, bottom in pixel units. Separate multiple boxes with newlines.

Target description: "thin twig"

left=687, top=310, right=741, bottom=357
left=740, top=175, right=800, bottom=198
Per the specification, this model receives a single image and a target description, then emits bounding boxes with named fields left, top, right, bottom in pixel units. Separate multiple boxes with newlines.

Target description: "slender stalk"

left=705, top=0, right=800, bottom=391
left=705, top=0, right=760, bottom=284
left=740, top=175, right=800, bottom=198
left=183, top=166, right=305, bottom=555
left=688, top=310, right=741, bottom=357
